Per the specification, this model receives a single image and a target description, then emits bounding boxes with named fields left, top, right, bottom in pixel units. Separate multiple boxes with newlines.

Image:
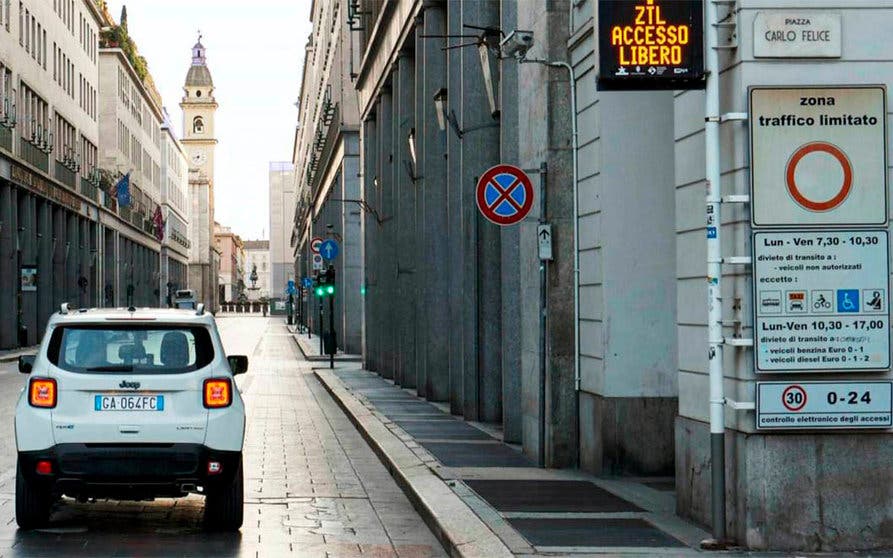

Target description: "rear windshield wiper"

left=85, top=365, right=134, bottom=372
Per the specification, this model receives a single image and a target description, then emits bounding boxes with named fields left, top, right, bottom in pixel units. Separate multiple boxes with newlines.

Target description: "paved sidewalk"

left=316, top=365, right=716, bottom=557
left=288, top=328, right=363, bottom=364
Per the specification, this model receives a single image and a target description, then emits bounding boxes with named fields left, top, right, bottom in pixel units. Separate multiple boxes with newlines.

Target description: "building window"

left=193, top=116, right=204, bottom=134
left=196, top=90, right=202, bottom=98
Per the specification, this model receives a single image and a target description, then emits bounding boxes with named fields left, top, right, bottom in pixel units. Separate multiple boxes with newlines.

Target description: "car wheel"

left=15, top=463, right=52, bottom=529
left=203, top=458, right=244, bottom=531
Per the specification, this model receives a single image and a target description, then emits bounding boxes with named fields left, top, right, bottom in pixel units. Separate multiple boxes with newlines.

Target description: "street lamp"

left=434, top=88, right=448, bottom=131
left=432, top=88, right=463, bottom=139
left=478, top=43, right=499, bottom=118
left=407, top=128, right=417, bottom=168
left=405, top=128, right=420, bottom=182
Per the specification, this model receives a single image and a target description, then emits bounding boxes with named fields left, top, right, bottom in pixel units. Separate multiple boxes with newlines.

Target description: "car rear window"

left=47, top=325, right=214, bottom=374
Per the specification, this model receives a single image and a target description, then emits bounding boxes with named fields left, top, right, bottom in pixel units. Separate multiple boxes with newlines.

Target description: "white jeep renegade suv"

left=14, top=305, right=247, bottom=531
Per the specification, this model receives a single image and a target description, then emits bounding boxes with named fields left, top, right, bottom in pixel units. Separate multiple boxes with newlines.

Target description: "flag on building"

left=115, top=173, right=131, bottom=207
left=153, top=205, right=165, bottom=242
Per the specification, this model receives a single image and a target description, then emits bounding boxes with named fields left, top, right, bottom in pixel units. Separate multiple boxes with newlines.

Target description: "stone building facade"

left=292, top=0, right=893, bottom=550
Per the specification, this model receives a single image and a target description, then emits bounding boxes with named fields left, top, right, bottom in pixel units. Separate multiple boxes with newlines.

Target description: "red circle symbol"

left=310, top=237, right=323, bottom=254
left=476, top=165, right=534, bottom=226
left=785, top=142, right=853, bottom=212
left=781, top=385, right=808, bottom=412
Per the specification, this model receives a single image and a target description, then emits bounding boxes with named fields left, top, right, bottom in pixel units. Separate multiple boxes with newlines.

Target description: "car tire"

left=203, top=458, right=243, bottom=531
left=15, top=463, right=52, bottom=529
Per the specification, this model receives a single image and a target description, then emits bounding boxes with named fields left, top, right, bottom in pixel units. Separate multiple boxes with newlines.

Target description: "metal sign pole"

left=704, top=0, right=727, bottom=543
left=329, top=293, right=335, bottom=369
left=319, top=296, right=324, bottom=354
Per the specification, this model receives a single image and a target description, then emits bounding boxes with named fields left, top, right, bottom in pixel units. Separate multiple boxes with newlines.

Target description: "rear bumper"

left=19, top=444, right=241, bottom=498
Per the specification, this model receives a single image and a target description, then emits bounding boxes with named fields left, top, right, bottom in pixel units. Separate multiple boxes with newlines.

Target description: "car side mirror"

left=228, top=355, right=248, bottom=375
left=18, top=355, right=35, bottom=374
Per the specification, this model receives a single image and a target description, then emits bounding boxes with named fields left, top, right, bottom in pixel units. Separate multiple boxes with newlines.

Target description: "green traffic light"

left=326, top=285, right=335, bottom=295
left=315, top=287, right=324, bottom=297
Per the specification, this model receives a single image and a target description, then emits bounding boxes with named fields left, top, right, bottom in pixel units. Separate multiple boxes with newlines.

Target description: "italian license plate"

left=94, top=394, right=164, bottom=411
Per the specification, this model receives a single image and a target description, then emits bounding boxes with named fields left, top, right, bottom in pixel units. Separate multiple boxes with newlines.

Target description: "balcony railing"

left=80, top=178, right=98, bottom=202
left=19, top=138, right=48, bottom=173
left=0, top=126, right=11, bottom=152
left=55, top=161, right=77, bottom=190
left=101, top=190, right=117, bottom=211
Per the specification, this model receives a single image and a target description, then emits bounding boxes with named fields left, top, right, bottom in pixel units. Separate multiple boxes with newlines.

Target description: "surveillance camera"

left=500, top=30, right=534, bottom=59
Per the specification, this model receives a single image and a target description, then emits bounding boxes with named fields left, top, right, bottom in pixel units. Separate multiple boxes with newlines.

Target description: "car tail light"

left=35, top=460, right=53, bottom=475
left=29, top=378, right=57, bottom=408
left=203, top=378, right=232, bottom=408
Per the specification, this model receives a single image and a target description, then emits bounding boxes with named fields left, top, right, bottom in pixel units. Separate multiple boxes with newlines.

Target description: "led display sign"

left=598, top=0, right=705, bottom=91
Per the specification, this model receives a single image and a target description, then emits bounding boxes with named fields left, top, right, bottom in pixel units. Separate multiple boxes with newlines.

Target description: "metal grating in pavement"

left=374, top=401, right=445, bottom=416
left=464, top=480, right=643, bottom=513
left=420, top=441, right=533, bottom=467
left=508, top=518, right=685, bottom=547
left=395, top=420, right=493, bottom=441
left=360, top=389, right=418, bottom=401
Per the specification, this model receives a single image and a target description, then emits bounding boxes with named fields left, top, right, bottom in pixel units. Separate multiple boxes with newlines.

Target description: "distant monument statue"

left=249, top=264, right=258, bottom=289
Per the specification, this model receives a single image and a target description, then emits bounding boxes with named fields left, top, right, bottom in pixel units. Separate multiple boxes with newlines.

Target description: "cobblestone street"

left=0, top=317, right=445, bottom=557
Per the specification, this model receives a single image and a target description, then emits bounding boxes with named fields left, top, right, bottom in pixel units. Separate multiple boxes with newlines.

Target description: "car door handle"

left=119, top=425, right=140, bottom=434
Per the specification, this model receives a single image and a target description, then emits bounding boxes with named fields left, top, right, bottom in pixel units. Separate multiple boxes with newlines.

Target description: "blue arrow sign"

left=319, top=239, right=340, bottom=260
left=302, top=277, right=312, bottom=288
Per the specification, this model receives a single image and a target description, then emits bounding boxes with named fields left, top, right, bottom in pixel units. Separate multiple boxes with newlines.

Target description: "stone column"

left=52, top=206, right=66, bottom=309
left=342, top=134, right=363, bottom=354
left=446, top=0, right=465, bottom=415
left=377, top=90, right=395, bottom=379
left=459, top=0, right=502, bottom=422
left=499, top=0, right=522, bottom=443
left=19, top=193, right=37, bottom=345
left=65, top=213, right=78, bottom=305
left=36, top=200, right=52, bottom=332
left=363, top=116, right=379, bottom=371
left=395, top=52, right=417, bottom=388
left=0, top=185, right=17, bottom=348
left=418, top=4, right=450, bottom=401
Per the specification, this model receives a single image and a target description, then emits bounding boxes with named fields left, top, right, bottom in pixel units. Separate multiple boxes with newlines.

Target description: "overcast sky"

left=105, top=0, right=312, bottom=240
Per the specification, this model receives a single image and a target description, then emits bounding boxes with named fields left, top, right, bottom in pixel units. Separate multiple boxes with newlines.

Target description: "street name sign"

left=749, top=86, right=888, bottom=228
left=319, top=239, right=340, bottom=260
left=756, top=381, right=892, bottom=430
left=753, top=12, right=842, bottom=59
left=597, top=0, right=704, bottom=91
left=753, top=229, right=890, bottom=373
left=476, top=165, right=534, bottom=226
left=310, top=237, right=323, bottom=254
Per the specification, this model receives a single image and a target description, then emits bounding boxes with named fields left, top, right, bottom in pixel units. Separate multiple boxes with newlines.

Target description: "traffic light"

left=314, top=266, right=337, bottom=297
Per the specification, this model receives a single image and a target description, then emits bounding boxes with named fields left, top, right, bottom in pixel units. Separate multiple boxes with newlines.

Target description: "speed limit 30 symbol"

left=782, top=385, right=808, bottom=412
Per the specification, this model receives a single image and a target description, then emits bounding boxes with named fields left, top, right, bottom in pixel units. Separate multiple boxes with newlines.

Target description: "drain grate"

left=509, top=518, right=685, bottom=547
left=420, top=442, right=533, bottom=467
left=374, top=401, right=444, bottom=416
left=465, top=480, right=642, bottom=513
left=395, top=420, right=493, bottom=441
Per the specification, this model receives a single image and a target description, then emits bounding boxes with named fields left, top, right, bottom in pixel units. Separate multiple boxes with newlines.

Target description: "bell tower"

left=181, top=33, right=219, bottom=313
left=180, top=34, right=217, bottom=182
